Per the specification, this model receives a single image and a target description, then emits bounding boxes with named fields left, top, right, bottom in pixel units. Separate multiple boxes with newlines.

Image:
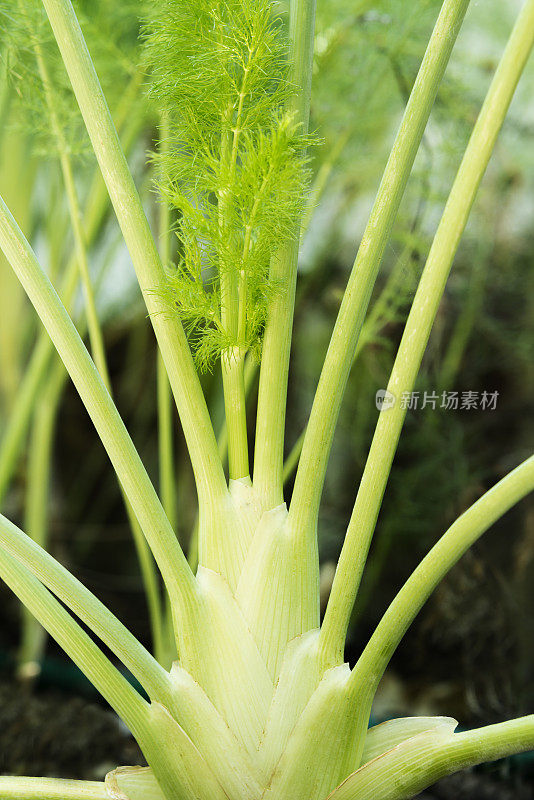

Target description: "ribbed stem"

left=252, top=0, right=317, bottom=509
left=221, top=347, right=249, bottom=479
left=289, top=0, right=471, bottom=540
left=319, top=0, right=534, bottom=669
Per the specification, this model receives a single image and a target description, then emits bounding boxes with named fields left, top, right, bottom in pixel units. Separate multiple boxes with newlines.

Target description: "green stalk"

left=0, top=128, right=34, bottom=416
left=218, top=92, right=250, bottom=481
left=222, top=347, right=249, bottom=479
left=0, top=262, right=78, bottom=506
left=17, top=359, right=64, bottom=680
left=281, top=245, right=412, bottom=486
left=320, top=0, right=534, bottom=669
left=0, top=547, right=149, bottom=736
left=0, top=88, right=144, bottom=507
left=25, top=22, right=111, bottom=387
left=350, top=455, right=534, bottom=694
left=157, top=353, right=176, bottom=528
left=0, top=196, right=198, bottom=647
left=156, top=116, right=177, bottom=529
left=0, top=511, right=170, bottom=701
left=288, top=0, right=470, bottom=536
left=253, top=0, right=317, bottom=509
left=0, top=778, right=108, bottom=800
left=41, top=0, right=227, bottom=509
left=156, top=113, right=178, bottom=664
left=330, top=715, right=534, bottom=800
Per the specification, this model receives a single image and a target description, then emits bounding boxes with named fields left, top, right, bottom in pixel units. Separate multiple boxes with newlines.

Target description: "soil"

left=0, top=678, right=144, bottom=780
left=418, top=770, right=534, bottom=799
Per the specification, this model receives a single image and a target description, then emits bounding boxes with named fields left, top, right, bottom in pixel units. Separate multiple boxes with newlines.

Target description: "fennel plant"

left=0, top=0, right=533, bottom=798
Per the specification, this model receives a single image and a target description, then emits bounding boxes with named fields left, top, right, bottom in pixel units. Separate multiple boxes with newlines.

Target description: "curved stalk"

left=40, top=0, right=227, bottom=508
left=328, top=715, right=534, bottom=800
left=253, top=0, right=317, bottom=509
left=288, top=0, right=471, bottom=536
left=350, top=455, right=534, bottom=694
left=319, top=0, right=534, bottom=669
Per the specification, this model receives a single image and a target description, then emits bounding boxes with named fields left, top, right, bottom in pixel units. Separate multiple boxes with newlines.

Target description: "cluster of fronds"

left=143, top=0, right=312, bottom=368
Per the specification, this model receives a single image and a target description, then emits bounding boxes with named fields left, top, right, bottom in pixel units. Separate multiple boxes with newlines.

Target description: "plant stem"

left=0, top=195, right=198, bottom=647
left=41, top=0, right=227, bottom=508
left=0, top=547, right=149, bottom=735
left=329, top=715, right=534, bottom=800
left=350, top=455, right=534, bottom=694
left=221, top=347, right=249, bottom=479
left=25, top=23, right=111, bottom=388
left=156, top=114, right=177, bottom=532
left=320, top=0, right=534, bottom=669
left=17, top=360, right=64, bottom=679
left=0, top=263, right=78, bottom=506
left=155, top=113, right=178, bottom=664
left=157, top=354, right=176, bottom=527
left=0, top=777, right=108, bottom=800
left=253, top=0, right=316, bottom=509
left=289, top=0, right=470, bottom=537
left=0, top=511, right=170, bottom=700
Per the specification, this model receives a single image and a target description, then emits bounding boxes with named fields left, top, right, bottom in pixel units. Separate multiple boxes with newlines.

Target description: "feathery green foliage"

left=143, top=0, right=312, bottom=367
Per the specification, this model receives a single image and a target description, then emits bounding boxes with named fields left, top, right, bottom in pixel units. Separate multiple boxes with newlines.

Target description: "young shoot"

left=144, top=0, right=312, bottom=479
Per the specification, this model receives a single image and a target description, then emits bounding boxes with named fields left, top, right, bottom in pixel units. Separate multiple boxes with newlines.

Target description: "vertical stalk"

left=156, top=123, right=177, bottom=527
left=40, top=0, right=228, bottom=509
left=288, top=0, right=471, bottom=539
left=19, top=5, right=110, bottom=387
left=218, top=92, right=250, bottom=481
left=320, top=0, right=534, bottom=669
left=252, top=0, right=317, bottom=509
left=156, top=113, right=178, bottom=664
left=221, top=347, right=249, bottom=479
left=17, top=360, right=64, bottom=679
